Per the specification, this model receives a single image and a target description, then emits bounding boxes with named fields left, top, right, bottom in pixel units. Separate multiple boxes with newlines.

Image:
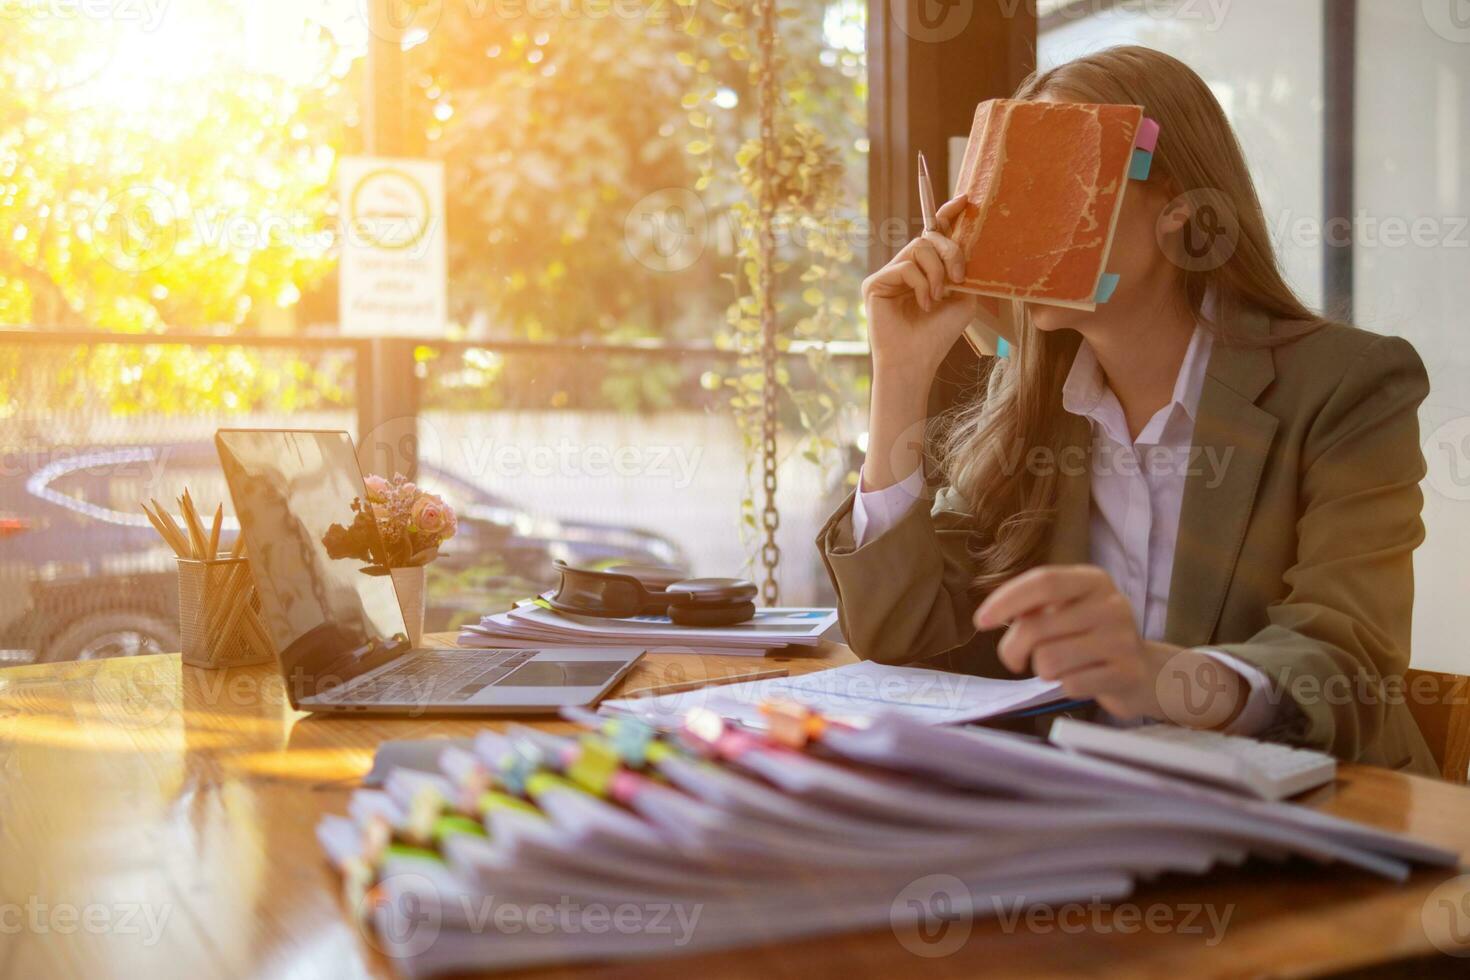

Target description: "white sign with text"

left=338, top=156, right=446, bottom=337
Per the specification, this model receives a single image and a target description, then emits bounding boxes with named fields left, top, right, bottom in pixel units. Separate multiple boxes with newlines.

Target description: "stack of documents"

left=320, top=705, right=1456, bottom=976
left=457, top=600, right=837, bottom=656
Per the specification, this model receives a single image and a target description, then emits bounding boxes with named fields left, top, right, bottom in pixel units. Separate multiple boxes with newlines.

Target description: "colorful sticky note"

left=568, top=737, right=620, bottom=796
left=1129, top=148, right=1154, bottom=181
left=497, top=750, right=539, bottom=797
left=525, top=771, right=580, bottom=799
left=433, top=814, right=487, bottom=843
left=1134, top=117, right=1161, bottom=153
left=478, top=790, right=541, bottom=818
left=384, top=842, right=444, bottom=864
left=406, top=786, right=443, bottom=844
left=608, top=717, right=656, bottom=767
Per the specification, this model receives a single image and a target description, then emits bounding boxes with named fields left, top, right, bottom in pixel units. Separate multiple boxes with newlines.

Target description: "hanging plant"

left=676, top=0, right=856, bottom=602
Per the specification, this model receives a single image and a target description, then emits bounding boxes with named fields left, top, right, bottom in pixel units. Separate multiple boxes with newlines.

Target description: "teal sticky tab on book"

left=1095, top=273, right=1120, bottom=304
left=1129, top=148, right=1153, bottom=181
left=497, top=749, right=539, bottom=797
left=996, top=337, right=1010, bottom=359
left=609, top=717, right=655, bottom=767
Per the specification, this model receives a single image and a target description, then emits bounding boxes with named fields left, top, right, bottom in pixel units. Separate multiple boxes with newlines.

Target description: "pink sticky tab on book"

left=1135, top=117, right=1161, bottom=154
left=609, top=770, right=645, bottom=804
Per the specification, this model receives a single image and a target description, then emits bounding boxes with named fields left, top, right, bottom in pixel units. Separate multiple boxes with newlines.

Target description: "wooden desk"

left=2, top=640, right=1469, bottom=978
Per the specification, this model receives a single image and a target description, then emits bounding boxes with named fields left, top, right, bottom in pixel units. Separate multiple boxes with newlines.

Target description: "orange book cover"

left=950, top=99, right=1145, bottom=311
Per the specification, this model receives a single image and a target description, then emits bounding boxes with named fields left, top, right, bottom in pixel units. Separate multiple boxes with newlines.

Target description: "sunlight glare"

left=68, top=0, right=346, bottom=116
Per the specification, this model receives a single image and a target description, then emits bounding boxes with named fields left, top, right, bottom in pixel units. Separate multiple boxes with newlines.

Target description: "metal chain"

left=755, top=0, right=781, bottom=607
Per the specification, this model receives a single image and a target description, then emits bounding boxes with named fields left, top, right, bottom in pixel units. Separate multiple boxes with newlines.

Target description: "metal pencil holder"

left=176, top=557, right=275, bottom=669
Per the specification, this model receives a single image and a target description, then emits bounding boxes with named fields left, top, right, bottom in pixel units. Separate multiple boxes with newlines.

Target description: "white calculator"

left=1048, top=718, right=1338, bottom=801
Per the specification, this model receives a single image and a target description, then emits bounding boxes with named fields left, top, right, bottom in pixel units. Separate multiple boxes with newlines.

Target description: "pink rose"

left=411, top=495, right=448, bottom=535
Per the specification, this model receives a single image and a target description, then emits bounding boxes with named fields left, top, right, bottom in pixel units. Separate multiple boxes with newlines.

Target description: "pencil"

left=918, top=150, right=994, bottom=359
left=143, top=501, right=191, bottom=557
left=151, top=498, right=191, bottom=558
left=918, top=151, right=938, bottom=234
left=141, top=502, right=189, bottom=557
left=180, top=490, right=208, bottom=560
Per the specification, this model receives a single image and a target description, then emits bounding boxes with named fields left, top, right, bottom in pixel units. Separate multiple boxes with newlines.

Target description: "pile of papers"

left=457, top=600, right=837, bottom=657
left=319, top=706, right=1455, bottom=977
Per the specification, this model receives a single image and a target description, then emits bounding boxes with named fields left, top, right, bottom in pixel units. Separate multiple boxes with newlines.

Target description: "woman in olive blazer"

left=819, top=47, right=1435, bottom=774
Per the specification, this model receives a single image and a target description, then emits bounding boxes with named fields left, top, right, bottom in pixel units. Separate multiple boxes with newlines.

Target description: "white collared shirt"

left=1064, top=324, right=1213, bottom=641
left=853, top=325, right=1275, bottom=734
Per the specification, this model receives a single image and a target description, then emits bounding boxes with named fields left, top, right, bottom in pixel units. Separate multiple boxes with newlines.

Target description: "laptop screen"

left=216, top=429, right=408, bottom=699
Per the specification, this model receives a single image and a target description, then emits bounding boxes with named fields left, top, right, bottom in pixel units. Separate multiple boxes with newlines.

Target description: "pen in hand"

left=918, top=151, right=997, bottom=358
left=918, top=150, right=939, bottom=236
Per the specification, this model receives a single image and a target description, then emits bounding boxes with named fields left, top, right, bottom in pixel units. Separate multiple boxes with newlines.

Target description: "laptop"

left=215, top=428, right=644, bottom=714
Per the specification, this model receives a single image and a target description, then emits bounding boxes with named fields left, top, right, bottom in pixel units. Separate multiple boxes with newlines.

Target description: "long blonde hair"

left=941, top=46, right=1322, bottom=594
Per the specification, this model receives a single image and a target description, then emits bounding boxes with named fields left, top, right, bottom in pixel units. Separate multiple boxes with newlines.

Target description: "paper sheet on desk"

left=602, top=660, right=1065, bottom=728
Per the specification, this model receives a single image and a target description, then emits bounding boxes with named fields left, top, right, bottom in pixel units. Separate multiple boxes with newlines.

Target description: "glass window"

left=0, top=0, right=867, bottom=663
left=1039, top=1, right=1326, bottom=309
left=1356, top=4, right=1470, bottom=674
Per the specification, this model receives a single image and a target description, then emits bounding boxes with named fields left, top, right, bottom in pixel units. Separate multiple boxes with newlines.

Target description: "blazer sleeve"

left=1210, top=336, right=1430, bottom=760
left=816, top=483, right=1004, bottom=672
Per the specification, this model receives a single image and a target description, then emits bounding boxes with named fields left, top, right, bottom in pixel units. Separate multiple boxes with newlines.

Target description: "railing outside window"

left=0, top=328, right=871, bottom=665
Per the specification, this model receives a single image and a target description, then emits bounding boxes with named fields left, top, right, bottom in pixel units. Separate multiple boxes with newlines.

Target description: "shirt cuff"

left=1196, top=648, right=1278, bottom=736
left=852, top=466, right=927, bottom=547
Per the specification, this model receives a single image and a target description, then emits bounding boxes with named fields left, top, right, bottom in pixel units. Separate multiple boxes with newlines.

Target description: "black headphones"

left=548, top=561, right=758, bottom=627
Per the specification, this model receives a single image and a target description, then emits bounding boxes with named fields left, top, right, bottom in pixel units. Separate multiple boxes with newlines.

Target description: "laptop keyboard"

left=326, top=649, right=536, bottom=705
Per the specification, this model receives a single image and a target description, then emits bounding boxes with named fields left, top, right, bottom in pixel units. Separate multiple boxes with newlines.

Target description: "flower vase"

left=390, top=565, right=426, bottom=648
